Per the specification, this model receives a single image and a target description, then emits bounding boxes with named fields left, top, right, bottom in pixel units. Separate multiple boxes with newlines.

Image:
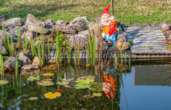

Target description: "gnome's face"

left=101, top=14, right=111, bottom=26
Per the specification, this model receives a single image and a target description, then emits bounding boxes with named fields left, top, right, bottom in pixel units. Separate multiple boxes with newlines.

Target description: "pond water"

left=0, top=62, right=171, bottom=110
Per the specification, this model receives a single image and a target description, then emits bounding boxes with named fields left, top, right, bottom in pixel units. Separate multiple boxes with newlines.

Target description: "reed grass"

left=17, top=26, right=20, bottom=51
left=0, top=52, right=4, bottom=75
left=10, top=34, right=14, bottom=55
left=120, top=48, right=123, bottom=65
left=55, top=32, right=60, bottom=63
left=47, top=40, right=50, bottom=60
left=2, top=22, right=6, bottom=48
left=124, top=52, right=127, bottom=64
left=23, top=37, right=28, bottom=54
left=15, top=57, right=19, bottom=76
left=74, top=52, right=76, bottom=66
left=115, top=54, right=118, bottom=70
left=66, top=45, right=72, bottom=64
left=90, top=34, right=96, bottom=66
left=77, top=45, right=80, bottom=65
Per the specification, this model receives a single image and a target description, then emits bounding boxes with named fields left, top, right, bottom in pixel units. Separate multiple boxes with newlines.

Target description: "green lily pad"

left=37, top=80, right=54, bottom=86
left=93, top=93, right=102, bottom=97
left=28, top=97, right=39, bottom=100
left=56, top=81, right=69, bottom=85
left=0, top=80, right=9, bottom=85
left=75, top=84, right=91, bottom=89
left=27, top=76, right=40, bottom=81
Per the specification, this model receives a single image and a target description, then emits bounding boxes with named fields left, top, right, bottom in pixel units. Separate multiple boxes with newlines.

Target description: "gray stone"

left=45, top=19, right=55, bottom=29
left=21, top=64, right=39, bottom=70
left=78, top=30, right=89, bottom=36
left=25, top=14, right=45, bottom=27
left=32, top=56, right=40, bottom=66
left=0, top=30, right=17, bottom=42
left=56, top=20, right=65, bottom=26
left=117, top=33, right=128, bottom=42
left=66, top=34, right=88, bottom=49
left=115, top=41, right=130, bottom=51
left=21, top=31, right=36, bottom=41
left=28, top=25, right=48, bottom=34
left=0, top=45, right=8, bottom=55
left=4, top=57, right=22, bottom=69
left=159, top=23, right=171, bottom=32
left=18, top=52, right=31, bottom=66
left=54, top=25, right=76, bottom=34
left=69, top=17, right=89, bottom=32
left=0, top=16, right=7, bottom=26
left=36, top=35, right=54, bottom=41
left=4, top=18, right=22, bottom=27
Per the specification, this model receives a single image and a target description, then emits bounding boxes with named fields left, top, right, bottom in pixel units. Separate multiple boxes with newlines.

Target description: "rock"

left=28, top=25, right=48, bottom=34
left=3, top=18, right=22, bottom=27
left=0, top=30, right=17, bottom=42
left=56, top=20, right=65, bottom=25
left=25, top=14, right=45, bottom=27
left=54, top=25, right=76, bottom=34
left=21, top=64, right=39, bottom=70
left=69, top=17, right=89, bottom=32
left=0, top=45, right=8, bottom=55
left=117, top=33, right=127, bottom=42
left=78, top=30, right=89, bottom=36
left=18, top=52, right=31, bottom=66
left=32, top=56, right=40, bottom=66
left=88, top=22, right=95, bottom=32
left=21, top=31, right=36, bottom=41
left=45, top=19, right=55, bottom=29
left=4, top=57, right=22, bottom=69
left=36, top=35, right=54, bottom=41
left=159, top=23, right=171, bottom=32
left=115, top=41, right=130, bottom=51
left=0, top=16, right=7, bottom=26
left=66, top=34, right=88, bottom=49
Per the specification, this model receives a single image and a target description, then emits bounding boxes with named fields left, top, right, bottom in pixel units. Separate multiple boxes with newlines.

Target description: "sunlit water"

left=0, top=63, right=171, bottom=110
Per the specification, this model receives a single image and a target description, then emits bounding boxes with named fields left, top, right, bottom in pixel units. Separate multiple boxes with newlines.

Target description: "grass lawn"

left=0, top=0, right=170, bottom=24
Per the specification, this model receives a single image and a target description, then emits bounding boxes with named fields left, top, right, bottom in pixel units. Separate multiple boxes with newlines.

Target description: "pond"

left=0, top=61, right=171, bottom=110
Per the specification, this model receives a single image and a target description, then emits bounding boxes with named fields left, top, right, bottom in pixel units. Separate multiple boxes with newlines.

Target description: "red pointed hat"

left=102, top=4, right=110, bottom=16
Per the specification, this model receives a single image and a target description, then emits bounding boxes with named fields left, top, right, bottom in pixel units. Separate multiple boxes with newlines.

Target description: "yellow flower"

left=42, top=73, right=55, bottom=76
left=44, top=92, right=61, bottom=99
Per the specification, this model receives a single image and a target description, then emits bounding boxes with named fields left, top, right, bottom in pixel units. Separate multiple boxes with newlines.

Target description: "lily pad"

left=42, top=65, right=58, bottom=70
left=0, top=80, right=9, bottom=85
left=27, top=76, right=40, bottom=81
left=42, top=79, right=53, bottom=81
left=37, top=80, right=54, bottom=86
left=56, top=81, right=69, bottom=85
left=28, top=97, right=39, bottom=100
left=42, top=73, right=55, bottom=76
left=44, top=92, right=61, bottom=99
left=93, top=93, right=102, bottom=97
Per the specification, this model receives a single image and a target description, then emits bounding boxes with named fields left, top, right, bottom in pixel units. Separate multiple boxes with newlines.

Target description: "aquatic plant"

left=168, top=45, right=171, bottom=49
left=42, top=79, right=53, bottom=81
left=47, top=40, right=50, bottom=60
left=128, top=40, right=134, bottom=45
left=125, top=52, right=127, bottom=64
left=15, top=57, right=19, bottom=75
left=90, top=34, right=96, bottom=66
left=55, top=32, right=61, bottom=63
left=56, top=81, right=69, bottom=85
left=17, top=26, right=20, bottom=51
left=42, top=64, right=58, bottom=70
left=74, top=52, right=76, bottom=66
left=10, top=34, right=14, bottom=55
left=115, top=54, right=118, bottom=70
left=92, top=92, right=102, bottom=97
left=27, top=76, right=40, bottom=81
left=42, top=73, right=54, bottom=76
left=66, top=45, right=72, bottom=64
left=120, top=48, right=123, bottom=64
left=147, top=45, right=152, bottom=50
left=0, top=52, right=4, bottom=75
left=23, top=37, right=29, bottom=54
left=2, top=22, right=6, bottom=48
left=75, top=78, right=94, bottom=89
left=0, top=80, right=9, bottom=85
left=37, top=80, right=54, bottom=86
left=44, top=92, right=61, bottom=99
left=28, top=97, right=39, bottom=101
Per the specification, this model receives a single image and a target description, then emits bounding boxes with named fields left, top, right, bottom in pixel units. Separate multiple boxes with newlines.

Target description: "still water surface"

left=0, top=63, right=171, bottom=110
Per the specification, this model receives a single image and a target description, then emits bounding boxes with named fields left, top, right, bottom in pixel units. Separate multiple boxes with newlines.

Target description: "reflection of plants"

left=27, top=76, right=40, bottom=81
left=15, top=57, right=19, bottom=75
left=128, top=40, right=134, bottom=45
left=0, top=52, right=4, bottom=75
left=17, top=26, right=20, bottom=51
left=75, top=78, right=94, bottom=89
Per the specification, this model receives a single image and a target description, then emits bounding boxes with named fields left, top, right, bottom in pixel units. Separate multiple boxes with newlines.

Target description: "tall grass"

left=55, top=32, right=61, bottom=63
left=124, top=52, right=127, bottom=64
left=17, top=26, right=20, bottom=51
left=2, top=22, right=6, bottom=48
left=10, top=34, right=14, bottom=55
left=0, top=52, right=4, bottom=75
left=66, top=45, right=72, bottom=64
left=90, top=34, right=96, bottom=66
left=23, top=37, right=28, bottom=54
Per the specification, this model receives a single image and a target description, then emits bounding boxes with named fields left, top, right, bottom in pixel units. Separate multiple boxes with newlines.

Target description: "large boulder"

left=78, top=30, right=89, bottom=36
left=25, top=14, right=45, bottom=27
left=21, top=64, right=39, bottom=70
left=66, top=34, right=88, bottom=49
left=32, top=56, right=40, bottom=66
left=54, top=25, right=76, bottom=34
left=3, top=18, right=22, bottom=27
left=18, top=51, right=31, bottom=66
left=0, top=30, right=17, bottom=42
left=0, top=16, right=7, bottom=26
left=56, top=20, right=65, bottom=26
left=0, top=45, right=8, bottom=55
left=21, top=31, right=36, bottom=41
left=69, top=17, right=89, bottom=32
left=115, top=41, right=130, bottom=51
left=4, top=57, right=22, bottom=69
left=159, top=23, right=171, bottom=32
left=28, top=25, right=48, bottom=34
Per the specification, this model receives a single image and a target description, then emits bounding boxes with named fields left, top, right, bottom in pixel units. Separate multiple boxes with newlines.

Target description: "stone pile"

left=159, top=23, right=171, bottom=44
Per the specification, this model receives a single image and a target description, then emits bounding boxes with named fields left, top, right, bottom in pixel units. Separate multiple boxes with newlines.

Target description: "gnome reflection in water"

left=101, top=4, right=117, bottom=50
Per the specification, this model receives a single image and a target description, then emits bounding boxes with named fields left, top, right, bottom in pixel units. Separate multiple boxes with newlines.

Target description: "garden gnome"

left=101, top=4, right=117, bottom=50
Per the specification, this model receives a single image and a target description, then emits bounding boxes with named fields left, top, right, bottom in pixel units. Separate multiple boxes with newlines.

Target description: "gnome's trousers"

left=104, top=33, right=117, bottom=49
